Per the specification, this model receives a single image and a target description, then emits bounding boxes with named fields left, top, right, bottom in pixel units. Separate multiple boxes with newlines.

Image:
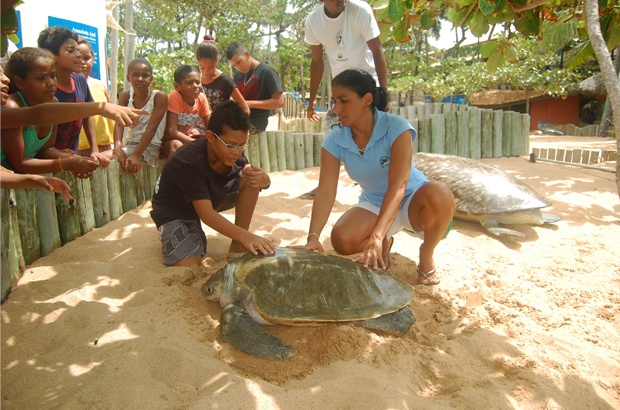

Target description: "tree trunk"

left=586, top=0, right=620, bottom=197
left=598, top=45, right=620, bottom=137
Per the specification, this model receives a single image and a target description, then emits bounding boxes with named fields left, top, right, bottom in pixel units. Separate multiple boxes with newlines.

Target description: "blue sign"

left=48, top=16, right=100, bottom=80
left=15, top=10, right=23, bottom=49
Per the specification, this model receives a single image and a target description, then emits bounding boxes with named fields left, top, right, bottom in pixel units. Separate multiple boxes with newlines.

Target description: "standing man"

left=226, top=42, right=284, bottom=134
left=304, top=0, right=388, bottom=123
left=301, top=0, right=389, bottom=198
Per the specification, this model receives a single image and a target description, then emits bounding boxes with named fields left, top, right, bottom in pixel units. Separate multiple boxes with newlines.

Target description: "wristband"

left=58, top=157, right=64, bottom=172
left=308, top=232, right=319, bottom=241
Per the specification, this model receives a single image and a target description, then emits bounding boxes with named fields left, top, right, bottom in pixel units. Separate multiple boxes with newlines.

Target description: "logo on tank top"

left=380, top=156, right=390, bottom=168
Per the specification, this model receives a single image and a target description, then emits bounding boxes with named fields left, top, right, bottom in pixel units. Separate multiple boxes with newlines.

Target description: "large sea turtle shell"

left=203, top=247, right=415, bottom=359
left=412, top=153, right=561, bottom=237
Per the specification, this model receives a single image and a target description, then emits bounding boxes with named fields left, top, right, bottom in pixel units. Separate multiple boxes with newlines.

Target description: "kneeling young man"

left=151, top=100, right=275, bottom=266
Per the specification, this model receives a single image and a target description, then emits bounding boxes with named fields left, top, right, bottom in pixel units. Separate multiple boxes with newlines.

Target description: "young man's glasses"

left=213, top=132, right=248, bottom=153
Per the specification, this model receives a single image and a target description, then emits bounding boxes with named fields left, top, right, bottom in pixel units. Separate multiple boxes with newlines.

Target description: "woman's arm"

left=299, top=148, right=341, bottom=252
left=0, top=102, right=147, bottom=129
left=230, top=88, right=251, bottom=115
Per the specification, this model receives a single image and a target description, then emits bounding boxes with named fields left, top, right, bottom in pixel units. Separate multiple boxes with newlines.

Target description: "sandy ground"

left=1, top=152, right=619, bottom=409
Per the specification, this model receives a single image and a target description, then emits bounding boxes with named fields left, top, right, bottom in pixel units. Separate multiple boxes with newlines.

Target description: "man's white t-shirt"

left=304, top=0, right=381, bottom=80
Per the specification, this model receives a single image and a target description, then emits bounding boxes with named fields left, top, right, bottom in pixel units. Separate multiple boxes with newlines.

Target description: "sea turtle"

left=412, top=153, right=561, bottom=237
left=202, top=247, right=416, bottom=359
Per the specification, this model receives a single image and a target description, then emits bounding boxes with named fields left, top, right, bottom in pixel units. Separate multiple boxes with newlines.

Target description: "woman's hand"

left=351, top=236, right=386, bottom=270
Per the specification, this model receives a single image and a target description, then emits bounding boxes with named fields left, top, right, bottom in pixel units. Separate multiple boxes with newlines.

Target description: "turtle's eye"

left=206, top=284, right=214, bottom=293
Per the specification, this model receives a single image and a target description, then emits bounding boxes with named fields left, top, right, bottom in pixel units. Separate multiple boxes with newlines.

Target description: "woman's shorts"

left=355, top=193, right=453, bottom=240
left=158, top=219, right=206, bottom=266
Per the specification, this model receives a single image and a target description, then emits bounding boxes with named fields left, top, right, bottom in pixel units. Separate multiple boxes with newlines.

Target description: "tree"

left=371, top=0, right=620, bottom=197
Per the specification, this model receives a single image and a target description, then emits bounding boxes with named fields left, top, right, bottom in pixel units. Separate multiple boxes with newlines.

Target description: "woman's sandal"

left=417, top=267, right=440, bottom=285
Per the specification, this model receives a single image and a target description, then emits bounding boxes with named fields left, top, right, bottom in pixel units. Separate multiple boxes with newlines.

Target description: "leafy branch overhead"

left=370, top=0, right=620, bottom=71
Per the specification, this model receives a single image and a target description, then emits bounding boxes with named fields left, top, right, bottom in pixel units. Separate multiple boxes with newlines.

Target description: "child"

left=76, top=37, right=114, bottom=158
left=161, top=65, right=211, bottom=158
left=113, top=58, right=167, bottom=173
left=226, top=42, right=283, bottom=134
left=37, top=26, right=109, bottom=168
left=0, top=61, right=72, bottom=200
left=150, top=100, right=274, bottom=266
left=0, top=47, right=99, bottom=179
left=195, top=35, right=249, bottom=114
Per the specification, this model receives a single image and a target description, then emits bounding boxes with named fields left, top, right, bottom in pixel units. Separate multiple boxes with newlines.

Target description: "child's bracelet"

left=308, top=232, right=319, bottom=241
left=58, top=157, right=65, bottom=172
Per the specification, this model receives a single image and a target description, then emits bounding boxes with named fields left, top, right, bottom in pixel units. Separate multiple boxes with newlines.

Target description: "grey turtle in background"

left=412, top=153, right=561, bottom=238
left=203, top=247, right=416, bottom=359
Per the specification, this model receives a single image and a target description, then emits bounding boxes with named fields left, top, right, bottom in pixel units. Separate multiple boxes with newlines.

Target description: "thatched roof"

left=572, top=73, right=606, bottom=99
left=468, top=89, right=548, bottom=108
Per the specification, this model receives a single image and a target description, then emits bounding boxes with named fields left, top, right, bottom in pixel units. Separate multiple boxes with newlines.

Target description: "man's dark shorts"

left=158, top=219, right=206, bottom=265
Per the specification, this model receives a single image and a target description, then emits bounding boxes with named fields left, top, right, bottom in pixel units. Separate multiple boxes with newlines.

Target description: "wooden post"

left=7, top=191, right=25, bottom=296
left=248, top=132, right=260, bottom=165
left=15, top=189, right=40, bottom=266
left=1, top=189, right=13, bottom=302
left=304, top=133, right=314, bottom=168
left=106, top=160, right=123, bottom=221
left=54, top=172, right=82, bottom=245
left=406, top=105, right=416, bottom=120
left=433, top=102, right=443, bottom=114
left=521, top=114, right=530, bottom=156
left=90, top=167, right=111, bottom=227
left=284, top=131, right=295, bottom=170
left=456, top=110, right=470, bottom=158
left=492, top=110, right=503, bottom=158
left=36, top=175, right=61, bottom=256
left=417, top=118, right=432, bottom=153
left=468, top=108, right=482, bottom=159
left=134, top=169, right=145, bottom=206
left=502, top=111, right=512, bottom=157
left=275, top=131, right=286, bottom=171
left=510, top=112, right=522, bottom=157
left=75, top=177, right=96, bottom=235
left=267, top=131, right=278, bottom=172
left=119, top=171, right=137, bottom=214
left=409, top=119, right=419, bottom=153
left=293, top=133, right=305, bottom=170
left=430, top=113, right=445, bottom=154
left=258, top=131, right=270, bottom=172
left=313, top=133, right=323, bottom=166
left=444, top=111, right=457, bottom=155
left=481, top=109, right=493, bottom=158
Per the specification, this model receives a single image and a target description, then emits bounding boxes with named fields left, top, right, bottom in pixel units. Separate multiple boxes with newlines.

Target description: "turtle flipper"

left=480, top=220, right=525, bottom=237
left=360, top=307, right=416, bottom=335
left=220, top=303, right=294, bottom=359
left=542, top=213, right=562, bottom=224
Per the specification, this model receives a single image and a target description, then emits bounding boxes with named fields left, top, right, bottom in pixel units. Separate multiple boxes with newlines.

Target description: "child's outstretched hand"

left=101, top=102, right=148, bottom=127
left=38, top=176, right=73, bottom=201
left=123, top=153, right=142, bottom=174
left=241, top=164, right=270, bottom=190
left=90, top=151, right=110, bottom=168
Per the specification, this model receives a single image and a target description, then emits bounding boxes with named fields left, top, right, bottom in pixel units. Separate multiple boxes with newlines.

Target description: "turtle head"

left=202, top=269, right=224, bottom=301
